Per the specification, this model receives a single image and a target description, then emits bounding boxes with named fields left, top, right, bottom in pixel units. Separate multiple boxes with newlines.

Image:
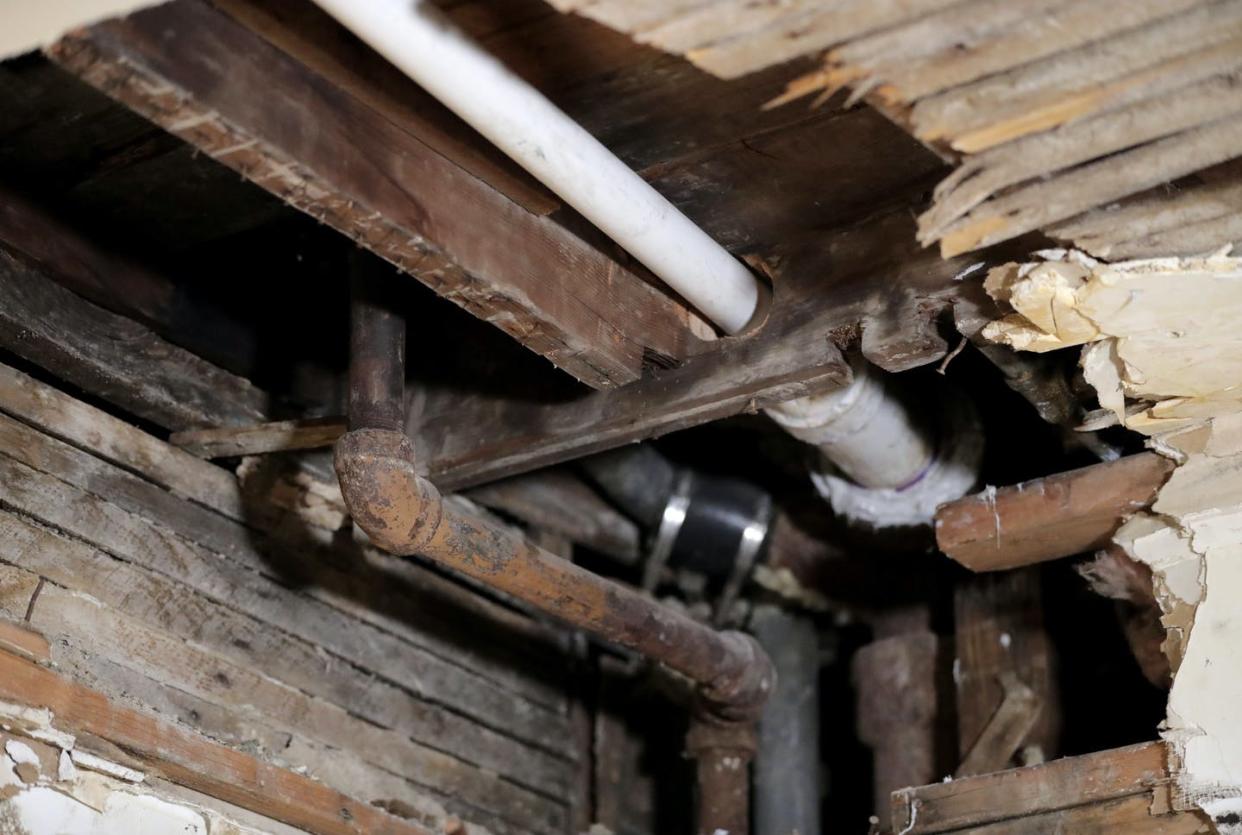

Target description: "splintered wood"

left=551, top=0, right=1242, bottom=260
left=980, top=249, right=1242, bottom=829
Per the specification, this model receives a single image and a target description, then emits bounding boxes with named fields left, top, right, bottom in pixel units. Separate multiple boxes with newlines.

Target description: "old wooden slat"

left=921, top=71, right=1242, bottom=242
left=0, top=363, right=573, bottom=710
left=0, top=506, right=570, bottom=803
left=935, top=453, right=1176, bottom=571
left=0, top=449, right=571, bottom=753
left=0, top=647, right=433, bottom=835
left=1048, top=164, right=1242, bottom=255
left=1108, top=211, right=1242, bottom=260
left=678, top=0, right=964, bottom=80
left=171, top=416, right=347, bottom=459
left=13, top=575, right=565, bottom=832
left=36, top=641, right=516, bottom=835
left=853, top=0, right=1206, bottom=103
left=953, top=570, right=1056, bottom=777
left=0, top=362, right=247, bottom=518
left=49, top=0, right=695, bottom=389
left=853, top=629, right=942, bottom=830
left=0, top=615, right=50, bottom=663
left=910, top=1, right=1242, bottom=150
left=936, top=111, right=1242, bottom=256
left=891, top=742, right=1172, bottom=833
left=0, top=247, right=268, bottom=431
left=417, top=210, right=983, bottom=490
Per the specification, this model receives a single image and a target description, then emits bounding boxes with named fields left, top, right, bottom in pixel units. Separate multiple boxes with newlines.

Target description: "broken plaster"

left=0, top=706, right=278, bottom=835
left=982, top=247, right=1242, bottom=821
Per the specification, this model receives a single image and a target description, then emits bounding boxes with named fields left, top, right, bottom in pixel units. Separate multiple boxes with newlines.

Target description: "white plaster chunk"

left=983, top=248, right=1242, bottom=815
left=5, top=739, right=40, bottom=768
left=69, top=751, right=145, bottom=784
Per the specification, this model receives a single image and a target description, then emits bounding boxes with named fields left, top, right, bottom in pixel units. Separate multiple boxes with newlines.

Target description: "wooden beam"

left=891, top=741, right=1196, bottom=834
left=48, top=0, right=695, bottom=390
left=0, top=246, right=268, bottom=431
left=0, top=647, right=431, bottom=835
left=418, top=210, right=985, bottom=490
left=171, top=416, right=346, bottom=459
left=935, top=452, right=1175, bottom=571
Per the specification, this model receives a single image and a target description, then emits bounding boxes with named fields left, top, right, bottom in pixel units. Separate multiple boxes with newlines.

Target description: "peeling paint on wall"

left=982, top=248, right=1242, bottom=827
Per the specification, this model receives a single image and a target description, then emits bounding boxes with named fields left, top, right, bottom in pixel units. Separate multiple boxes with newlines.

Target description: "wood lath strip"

left=1048, top=163, right=1242, bottom=258
left=555, top=0, right=1242, bottom=259
left=920, top=67, right=1242, bottom=242
left=0, top=646, right=432, bottom=835
left=935, top=111, right=1242, bottom=257
left=908, top=0, right=1242, bottom=149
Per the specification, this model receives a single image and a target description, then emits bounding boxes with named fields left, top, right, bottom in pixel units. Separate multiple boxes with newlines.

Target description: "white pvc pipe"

left=310, top=0, right=761, bottom=334
left=766, top=361, right=933, bottom=490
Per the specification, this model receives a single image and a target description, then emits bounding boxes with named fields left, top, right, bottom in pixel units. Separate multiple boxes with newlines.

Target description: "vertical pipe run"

left=336, top=284, right=775, bottom=835
left=348, top=262, right=405, bottom=433
left=751, top=605, right=821, bottom=835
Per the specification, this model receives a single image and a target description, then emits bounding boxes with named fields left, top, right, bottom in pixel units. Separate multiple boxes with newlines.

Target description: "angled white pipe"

left=310, top=0, right=760, bottom=334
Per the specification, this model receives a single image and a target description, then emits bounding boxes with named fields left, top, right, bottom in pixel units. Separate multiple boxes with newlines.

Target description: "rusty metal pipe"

left=337, top=286, right=774, bottom=833
left=348, top=261, right=405, bottom=433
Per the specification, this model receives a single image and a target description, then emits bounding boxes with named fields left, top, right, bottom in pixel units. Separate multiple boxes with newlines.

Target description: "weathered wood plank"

left=962, top=794, right=1210, bottom=835
left=0, top=246, right=268, bottom=431
left=416, top=210, right=988, bottom=490
left=953, top=570, right=1056, bottom=777
left=0, top=362, right=573, bottom=711
left=0, top=647, right=433, bottom=835
left=49, top=0, right=696, bottom=389
left=171, top=416, right=346, bottom=459
left=892, top=742, right=1172, bottom=833
left=12, top=574, right=565, bottom=833
left=0, top=361, right=247, bottom=519
left=935, top=453, right=1175, bottom=571
left=0, top=448, right=571, bottom=754
left=0, top=506, right=570, bottom=802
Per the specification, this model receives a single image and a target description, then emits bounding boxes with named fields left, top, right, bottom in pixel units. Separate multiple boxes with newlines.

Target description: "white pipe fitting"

left=767, top=358, right=982, bottom=528
left=309, top=0, right=760, bottom=335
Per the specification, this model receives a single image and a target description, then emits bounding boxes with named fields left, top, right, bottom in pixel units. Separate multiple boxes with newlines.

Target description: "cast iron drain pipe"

left=335, top=272, right=774, bottom=834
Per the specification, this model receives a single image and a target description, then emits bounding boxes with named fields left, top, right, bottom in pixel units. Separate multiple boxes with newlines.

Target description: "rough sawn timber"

left=48, top=0, right=695, bottom=390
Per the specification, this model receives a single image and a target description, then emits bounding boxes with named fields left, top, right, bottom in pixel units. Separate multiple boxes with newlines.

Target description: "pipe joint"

left=696, top=631, right=776, bottom=725
left=335, top=428, right=444, bottom=556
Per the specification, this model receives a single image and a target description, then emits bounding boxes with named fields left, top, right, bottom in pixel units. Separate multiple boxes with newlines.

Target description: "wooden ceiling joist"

left=47, top=0, right=696, bottom=391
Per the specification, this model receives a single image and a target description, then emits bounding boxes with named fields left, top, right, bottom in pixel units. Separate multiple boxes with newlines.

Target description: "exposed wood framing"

left=935, top=452, right=1175, bottom=571
left=0, top=246, right=269, bottom=431
left=416, top=210, right=995, bottom=490
left=892, top=741, right=1208, bottom=834
left=558, top=0, right=1242, bottom=259
left=953, top=571, right=1056, bottom=777
left=0, top=361, right=579, bottom=834
left=48, top=0, right=698, bottom=390
left=171, top=416, right=346, bottom=459
left=0, top=640, right=432, bottom=835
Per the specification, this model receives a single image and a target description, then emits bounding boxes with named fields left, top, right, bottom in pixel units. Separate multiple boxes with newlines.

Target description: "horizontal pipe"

left=310, top=0, right=760, bottom=334
left=935, top=451, right=1174, bottom=571
left=336, top=428, right=772, bottom=718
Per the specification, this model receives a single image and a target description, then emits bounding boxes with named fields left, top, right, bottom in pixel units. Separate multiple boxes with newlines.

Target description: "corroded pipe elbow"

left=335, top=426, right=775, bottom=727
left=335, top=428, right=444, bottom=556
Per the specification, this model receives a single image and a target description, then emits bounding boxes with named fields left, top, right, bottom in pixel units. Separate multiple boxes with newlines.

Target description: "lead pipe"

left=337, top=276, right=774, bottom=832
